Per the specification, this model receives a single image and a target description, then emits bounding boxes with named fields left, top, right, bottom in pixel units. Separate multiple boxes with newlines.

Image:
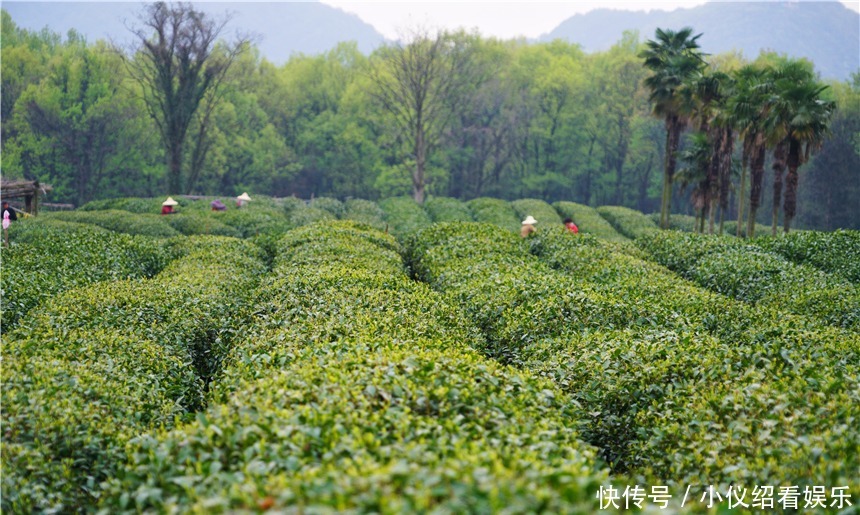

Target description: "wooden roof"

left=1, top=179, right=53, bottom=199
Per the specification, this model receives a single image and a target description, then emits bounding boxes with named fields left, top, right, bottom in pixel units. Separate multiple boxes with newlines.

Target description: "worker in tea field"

left=236, top=192, right=252, bottom=208
left=521, top=215, right=537, bottom=238
left=161, top=197, right=178, bottom=215
left=563, top=217, right=579, bottom=234
left=2, top=201, right=16, bottom=247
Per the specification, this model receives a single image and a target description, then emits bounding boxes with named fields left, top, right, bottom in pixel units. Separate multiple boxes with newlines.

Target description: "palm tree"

left=687, top=70, right=732, bottom=234
left=640, top=27, right=706, bottom=229
left=677, top=131, right=711, bottom=232
left=766, top=60, right=835, bottom=233
left=725, top=64, right=771, bottom=238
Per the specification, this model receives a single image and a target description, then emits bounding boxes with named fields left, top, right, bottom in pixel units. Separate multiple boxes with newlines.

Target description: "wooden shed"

left=0, top=179, right=53, bottom=215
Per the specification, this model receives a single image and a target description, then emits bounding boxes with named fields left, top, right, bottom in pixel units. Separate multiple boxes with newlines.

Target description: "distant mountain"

left=1, top=1, right=387, bottom=63
left=540, top=1, right=859, bottom=82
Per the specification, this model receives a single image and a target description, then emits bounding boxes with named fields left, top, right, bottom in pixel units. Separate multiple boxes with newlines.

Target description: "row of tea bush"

left=407, top=222, right=860, bottom=497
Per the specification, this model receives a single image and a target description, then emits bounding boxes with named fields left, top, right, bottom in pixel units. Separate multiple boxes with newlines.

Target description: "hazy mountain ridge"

left=541, top=1, right=858, bottom=81
left=1, top=1, right=386, bottom=61
left=3, top=1, right=857, bottom=80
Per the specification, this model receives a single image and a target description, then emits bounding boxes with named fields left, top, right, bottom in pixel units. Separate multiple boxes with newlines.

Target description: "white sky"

left=320, top=0, right=860, bottom=40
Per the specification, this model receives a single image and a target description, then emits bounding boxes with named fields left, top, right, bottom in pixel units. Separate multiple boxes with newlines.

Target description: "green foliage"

left=378, top=196, right=431, bottom=238
left=78, top=197, right=163, bottom=214
left=2, top=330, right=199, bottom=513
left=278, top=195, right=306, bottom=215
left=408, top=221, right=860, bottom=493
left=43, top=209, right=180, bottom=237
left=163, top=212, right=243, bottom=238
left=343, top=198, right=386, bottom=230
left=2, top=232, right=267, bottom=512
left=102, top=219, right=607, bottom=512
left=639, top=231, right=860, bottom=330
left=553, top=201, right=628, bottom=242
left=108, top=349, right=606, bottom=514
left=649, top=212, right=698, bottom=232
left=309, top=196, right=345, bottom=217
left=288, top=205, right=336, bottom=227
left=467, top=197, right=520, bottom=233
left=596, top=205, right=660, bottom=239
left=755, top=229, right=860, bottom=284
left=218, top=204, right=292, bottom=238
left=1, top=218, right=168, bottom=329
left=510, top=198, right=562, bottom=227
left=424, top=196, right=474, bottom=223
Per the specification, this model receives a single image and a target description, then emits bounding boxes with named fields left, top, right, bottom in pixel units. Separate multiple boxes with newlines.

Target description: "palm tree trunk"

left=783, top=139, right=801, bottom=234
left=736, top=163, right=747, bottom=237
left=771, top=141, right=787, bottom=236
left=661, top=115, right=682, bottom=229
left=746, top=140, right=766, bottom=239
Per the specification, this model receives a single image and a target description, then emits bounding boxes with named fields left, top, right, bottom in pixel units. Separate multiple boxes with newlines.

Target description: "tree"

left=640, top=27, right=706, bottom=228
left=5, top=32, right=156, bottom=205
left=368, top=27, right=480, bottom=204
left=766, top=60, right=835, bottom=233
left=726, top=64, right=770, bottom=237
left=123, top=2, right=247, bottom=194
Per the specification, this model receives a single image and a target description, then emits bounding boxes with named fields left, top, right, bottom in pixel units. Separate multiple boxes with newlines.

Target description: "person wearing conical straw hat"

left=236, top=192, right=252, bottom=208
left=161, top=197, right=178, bottom=215
left=521, top=215, right=537, bottom=238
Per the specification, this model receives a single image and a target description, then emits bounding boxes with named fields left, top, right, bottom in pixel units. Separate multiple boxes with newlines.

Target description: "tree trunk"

left=771, top=141, right=787, bottom=236
left=413, top=125, right=426, bottom=204
left=661, top=115, right=682, bottom=229
left=746, top=139, right=766, bottom=239
left=736, top=163, right=747, bottom=237
left=168, top=141, right=183, bottom=194
left=783, top=139, right=801, bottom=234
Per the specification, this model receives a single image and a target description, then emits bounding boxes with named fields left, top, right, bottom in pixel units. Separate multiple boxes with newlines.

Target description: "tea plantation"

left=2, top=196, right=858, bottom=514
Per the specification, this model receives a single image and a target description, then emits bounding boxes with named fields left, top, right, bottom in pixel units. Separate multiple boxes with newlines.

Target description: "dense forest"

left=1, top=5, right=858, bottom=230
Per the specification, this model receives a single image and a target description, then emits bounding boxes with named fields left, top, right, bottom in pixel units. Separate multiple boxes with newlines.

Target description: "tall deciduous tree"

left=124, top=2, right=247, bottom=194
left=640, top=27, right=705, bottom=229
left=368, top=27, right=479, bottom=204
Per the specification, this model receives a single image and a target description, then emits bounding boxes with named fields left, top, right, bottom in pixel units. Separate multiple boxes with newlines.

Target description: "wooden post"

left=33, top=181, right=40, bottom=215
left=24, top=194, right=33, bottom=214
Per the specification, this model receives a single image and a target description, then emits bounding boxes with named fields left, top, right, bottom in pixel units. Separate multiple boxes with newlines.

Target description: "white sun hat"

left=522, top=215, right=537, bottom=225
left=237, top=192, right=252, bottom=201
left=162, top=197, right=178, bottom=206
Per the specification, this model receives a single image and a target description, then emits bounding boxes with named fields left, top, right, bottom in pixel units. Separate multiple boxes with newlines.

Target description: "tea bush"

left=43, top=209, right=180, bottom=238
left=278, top=195, right=306, bottom=214
left=343, top=198, right=386, bottom=230
left=78, top=197, right=162, bottom=214
left=103, top=220, right=609, bottom=512
left=424, top=196, right=474, bottom=223
left=467, top=197, right=521, bottom=233
left=1, top=219, right=169, bottom=329
left=648, top=212, right=698, bottom=232
left=106, top=348, right=606, bottom=513
left=1, top=330, right=199, bottom=513
left=722, top=219, right=772, bottom=238
left=309, top=196, right=345, bottom=217
left=553, top=201, right=628, bottom=243
left=288, top=205, right=336, bottom=227
left=596, top=205, right=660, bottom=239
left=408, top=221, right=860, bottom=495
left=755, top=229, right=860, bottom=284
left=378, top=196, right=431, bottom=237
left=218, top=204, right=292, bottom=238
left=2, top=235, right=267, bottom=512
left=511, top=198, right=562, bottom=227
left=639, top=231, right=860, bottom=331
left=162, top=212, right=242, bottom=237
